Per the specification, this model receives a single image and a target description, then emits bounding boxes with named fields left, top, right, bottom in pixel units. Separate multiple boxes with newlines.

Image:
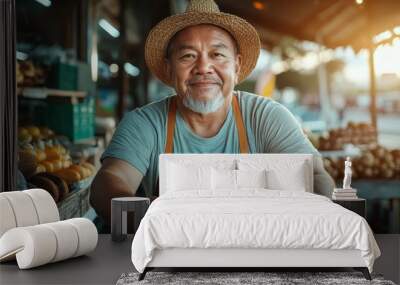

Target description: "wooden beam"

left=322, top=7, right=364, bottom=41
left=224, top=5, right=314, bottom=43
left=313, top=3, right=368, bottom=49
left=313, top=0, right=355, bottom=37
left=253, top=18, right=312, bottom=42
left=254, top=24, right=282, bottom=48
left=324, top=20, right=368, bottom=49
left=300, top=0, right=340, bottom=29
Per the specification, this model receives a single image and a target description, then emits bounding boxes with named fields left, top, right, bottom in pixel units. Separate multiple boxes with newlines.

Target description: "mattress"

left=131, top=189, right=380, bottom=273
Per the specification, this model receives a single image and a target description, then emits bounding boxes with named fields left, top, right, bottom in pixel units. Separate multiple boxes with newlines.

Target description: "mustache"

left=187, top=75, right=222, bottom=85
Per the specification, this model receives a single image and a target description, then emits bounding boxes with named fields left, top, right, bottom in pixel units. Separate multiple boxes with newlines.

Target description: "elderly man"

left=90, top=0, right=335, bottom=226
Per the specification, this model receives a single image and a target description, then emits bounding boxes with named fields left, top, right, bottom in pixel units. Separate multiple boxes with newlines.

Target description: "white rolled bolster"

left=0, top=226, right=57, bottom=268
left=65, top=218, right=98, bottom=257
left=1, top=191, right=39, bottom=228
left=24, top=188, right=60, bottom=224
left=42, top=221, right=79, bottom=263
left=0, top=196, right=17, bottom=237
left=0, top=218, right=98, bottom=269
left=0, top=189, right=59, bottom=238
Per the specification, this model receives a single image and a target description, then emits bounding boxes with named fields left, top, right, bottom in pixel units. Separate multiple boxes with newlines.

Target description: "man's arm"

left=251, top=99, right=335, bottom=197
left=90, top=158, right=143, bottom=226
left=313, top=155, right=335, bottom=197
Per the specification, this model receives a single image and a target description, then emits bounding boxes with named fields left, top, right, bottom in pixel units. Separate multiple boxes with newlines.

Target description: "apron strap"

left=165, top=96, right=177, bottom=153
left=232, top=94, right=249, bottom=153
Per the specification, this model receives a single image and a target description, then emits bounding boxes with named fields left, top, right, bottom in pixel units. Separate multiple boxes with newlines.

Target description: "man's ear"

left=234, top=54, right=242, bottom=84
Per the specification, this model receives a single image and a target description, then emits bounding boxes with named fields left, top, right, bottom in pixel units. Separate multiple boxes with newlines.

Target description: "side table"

left=111, top=197, right=150, bottom=242
left=332, top=198, right=366, bottom=218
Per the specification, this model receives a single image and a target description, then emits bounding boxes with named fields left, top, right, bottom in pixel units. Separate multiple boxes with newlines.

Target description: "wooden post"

left=0, top=0, right=17, bottom=192
left=368, top=44, right=377, bottom=130
left=316, top=33, right=335, bottom=129
left=117, top=0, right=128, bottom=121
left=76, top=0, right=89, bottom=62
left=366, top=0, right=378, bottom=130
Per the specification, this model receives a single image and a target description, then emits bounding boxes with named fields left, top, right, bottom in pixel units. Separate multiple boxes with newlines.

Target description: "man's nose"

left=194, top=55, right=213, bottom=74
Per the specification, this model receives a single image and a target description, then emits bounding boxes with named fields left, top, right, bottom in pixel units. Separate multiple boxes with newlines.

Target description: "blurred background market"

left=1, top=0, right=399, bottom=233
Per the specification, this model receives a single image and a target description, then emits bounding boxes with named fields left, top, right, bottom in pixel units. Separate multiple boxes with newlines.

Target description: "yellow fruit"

left=35, top=149, right=47, bottom=162
left=55, top=169, right=81, bottom=184
left=81, top=166, right=91, bottom=178
left=19, top=149, right=36, bottom=161
left=62, top=160, right=72, bottom=169
left=18, top=127, right=29, bottom=137
left=50, top=159, right=63, bottom=172
left=18, top=128, right=33, bottom=143
left=54, top=144, right=66, bottom=155
left=26, top=126, right=41, bottom=139
left=36, top=164, right=46, bottom=174
left=39, top=127, right=55, bottom=139
left=45, top=149, right=62, bottom=160
left=41, top=161, right=54, bottom=172
left=81, top=162, right=95, bottom=173
left=69, top=165, right=86, bottom=179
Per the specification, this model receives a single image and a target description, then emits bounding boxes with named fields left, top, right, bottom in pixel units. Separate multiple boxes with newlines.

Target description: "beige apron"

left=155, top=94, right=249, bottom=196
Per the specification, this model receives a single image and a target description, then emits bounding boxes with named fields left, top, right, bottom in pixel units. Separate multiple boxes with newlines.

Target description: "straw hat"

left=145, top=0, right=261, bottom=87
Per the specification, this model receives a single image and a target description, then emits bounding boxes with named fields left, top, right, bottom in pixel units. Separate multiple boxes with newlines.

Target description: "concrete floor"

left=373, top=235, right=400, bottom=284
left=0, top=235, right=398, bottom=285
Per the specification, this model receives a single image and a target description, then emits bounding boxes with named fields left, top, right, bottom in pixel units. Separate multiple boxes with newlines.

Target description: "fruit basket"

left=317, top=122, right=377, bottom=151
left=323, top=145, right=400, bottom=180
left=17, top=125, right=97, bottom=203
left=57, top=186, right=91, bottom=220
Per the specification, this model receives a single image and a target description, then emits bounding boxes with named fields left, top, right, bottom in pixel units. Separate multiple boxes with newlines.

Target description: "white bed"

left=131, top=154, right=380, bottom=280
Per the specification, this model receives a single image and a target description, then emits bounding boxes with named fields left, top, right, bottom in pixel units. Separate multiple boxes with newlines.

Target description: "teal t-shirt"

left=101, top=91, right=319, bottom=197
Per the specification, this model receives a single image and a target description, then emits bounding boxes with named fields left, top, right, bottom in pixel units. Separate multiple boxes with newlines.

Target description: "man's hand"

left=90, top=158, right=143, bottom=226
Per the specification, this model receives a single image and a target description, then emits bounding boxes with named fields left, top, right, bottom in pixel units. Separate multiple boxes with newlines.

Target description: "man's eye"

left=181, top=54, right=195, bottom=59
left=214, top=53, right=225, bottom=58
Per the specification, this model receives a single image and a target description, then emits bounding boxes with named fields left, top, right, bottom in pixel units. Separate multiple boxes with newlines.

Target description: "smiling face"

left=166, top=24, right=241, bottom=114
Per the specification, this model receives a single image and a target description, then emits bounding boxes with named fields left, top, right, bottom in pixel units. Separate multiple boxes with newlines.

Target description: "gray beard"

left=182, top=93, right=225, bottom=114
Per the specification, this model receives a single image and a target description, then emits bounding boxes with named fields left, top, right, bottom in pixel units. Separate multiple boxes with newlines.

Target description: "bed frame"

left=138, top=154, right=372, bottom=281
left=139, top=248, right=371, bottom=280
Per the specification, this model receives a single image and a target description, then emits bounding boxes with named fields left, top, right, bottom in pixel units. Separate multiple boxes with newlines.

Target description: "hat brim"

left=145, top=11, right=261, bottom=87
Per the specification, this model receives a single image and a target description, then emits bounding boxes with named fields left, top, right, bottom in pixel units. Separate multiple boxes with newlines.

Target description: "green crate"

left=48, top=62, right=78, bottom=91
left=46, top=96, right=95, bottom=142
left=77, top=63, right=95, bottom=95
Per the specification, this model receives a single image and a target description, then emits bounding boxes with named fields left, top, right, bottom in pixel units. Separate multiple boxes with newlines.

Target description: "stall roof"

left=217, top=0, right=400, bottom=51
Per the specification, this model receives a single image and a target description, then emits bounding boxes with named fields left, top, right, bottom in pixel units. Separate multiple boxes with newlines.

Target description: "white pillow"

left=266, top=163, right=307, bottom=191
left=237, top=159, right=309, bottom=191
left=212, top=169, right=268, bottom=190
left=237, top=169, right=268, bottom=189
left=212, top=168, right=236, bottom=190
left=167, top=163, right=212, bottom=191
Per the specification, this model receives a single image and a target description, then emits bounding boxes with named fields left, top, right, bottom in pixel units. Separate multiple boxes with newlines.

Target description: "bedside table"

left=332, top=198, right=366, bottom=218
left=111, top=197, right=150, bottom=242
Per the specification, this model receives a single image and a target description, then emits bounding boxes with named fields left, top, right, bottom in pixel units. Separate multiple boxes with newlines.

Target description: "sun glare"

left=374, top=43, right=400, bottom=76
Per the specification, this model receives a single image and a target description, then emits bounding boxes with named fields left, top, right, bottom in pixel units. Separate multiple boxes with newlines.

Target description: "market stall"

left=307, top=122, right=400, bottom=233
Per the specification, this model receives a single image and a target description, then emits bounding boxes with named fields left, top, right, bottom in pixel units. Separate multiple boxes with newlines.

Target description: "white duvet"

left=131, top=190, right=380, bottom=273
